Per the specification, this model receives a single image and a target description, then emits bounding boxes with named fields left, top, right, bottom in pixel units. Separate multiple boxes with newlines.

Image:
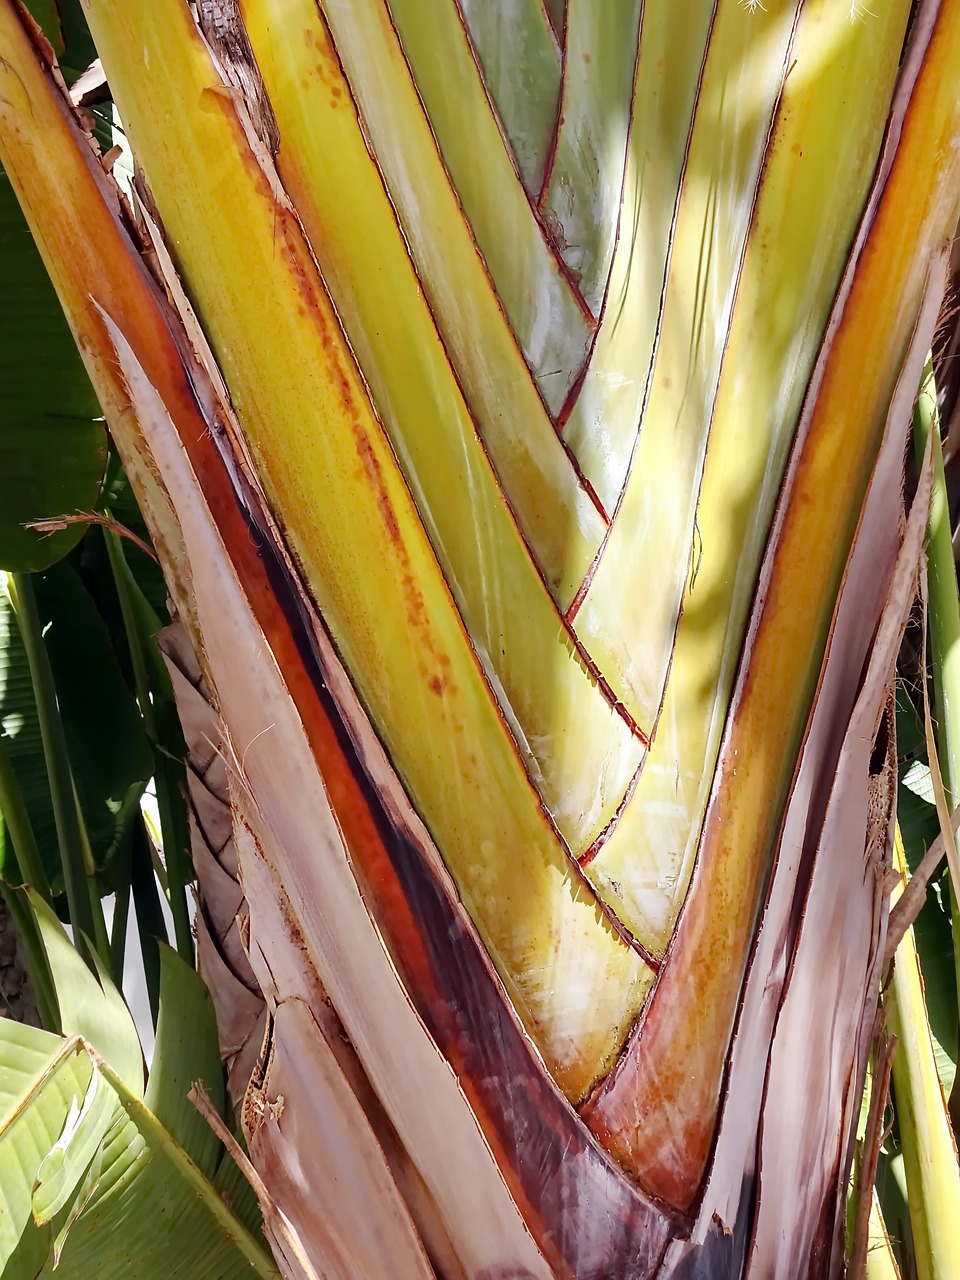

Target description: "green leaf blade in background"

left=0, top=1019, right=279, bottom=1280
left=34, top=563, right=154, bottom=868
left=99, top=459, right=172, bottom=620
left=23, top=0, right=96, bottom=82
left=0, top=169, right=105, bottom=573
left=22, top=0, right=62, bottom=53
left=0, top=901, right=275, bottom=1280
left=31, top=1064, right=118, bottom=1224
left=144, top=945, right=226, bottom=1180
left=896, top=686, right=959, bottom=1097
left=0, top=563, right=153, bottom=891
left=29, top=888, right=144, bottom=1094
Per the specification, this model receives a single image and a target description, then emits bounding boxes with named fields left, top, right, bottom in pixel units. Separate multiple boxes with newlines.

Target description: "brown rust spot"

left=353, top=428, right=402, bottom=546
left=311, top=19, right=342, bottom=85
left=394, top=572, right=458, bottom=700
left=401, top=570, right=424, bottom=625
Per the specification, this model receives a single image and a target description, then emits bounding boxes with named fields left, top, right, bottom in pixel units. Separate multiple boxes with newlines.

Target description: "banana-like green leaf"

left=144, top=944, right=226, bottom=1179
left=0, top=1020, right=95, bottom=1275
left=898, top=689, right=959, bottom=1097
left=0, top=1019, right=279, bottom=1279
left=212, top=1135, right=267, bottom=1243
left=888, top=827, right=960, bottom=1280
left=30, top=889, right=144, bottom=1095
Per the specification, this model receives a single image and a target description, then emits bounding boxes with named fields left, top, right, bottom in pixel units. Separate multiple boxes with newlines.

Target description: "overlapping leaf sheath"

left=158, top=624, right=266, bottom=1107
left=0, top=12, right=664, bottom=1273
left=581, top=0, right=912, bottom=936
left=582, top=0, right=960, bottom=1207
left=886, top=828, right=960, bottom=1280
left=161, top=623, right=443, bottom=1280
left=84, top=0, right=661, bottom=1110
left=2, top=0, right=960, bottom=1275
left=659, top=363, right=933, bottom=1275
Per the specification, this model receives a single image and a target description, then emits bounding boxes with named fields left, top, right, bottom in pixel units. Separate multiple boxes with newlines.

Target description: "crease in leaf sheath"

left=458, top=0, right=561, bottom=196
left=560, top=0, right=716, bottom=511
left=540, top=0, right=644, bottom=316
left=385, top=0, right=593, bottom=411
left=571, top=0, right=801, bottom=738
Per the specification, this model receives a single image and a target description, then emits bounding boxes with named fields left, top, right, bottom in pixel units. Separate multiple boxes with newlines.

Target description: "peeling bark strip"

left=198, top=0, right=279, bottom=153
left=748, top=427, right=935, bottom=1279
left=166, top=634, right=464, bottom=1280
left=245, top=998, right=437, bottom=1280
